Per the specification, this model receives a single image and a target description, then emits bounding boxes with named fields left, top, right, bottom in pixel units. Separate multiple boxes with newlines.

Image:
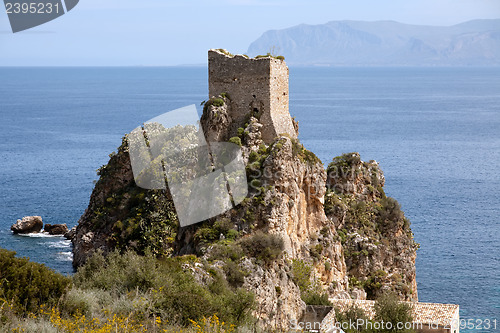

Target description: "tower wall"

left=208, top=49, right=297, bottom=143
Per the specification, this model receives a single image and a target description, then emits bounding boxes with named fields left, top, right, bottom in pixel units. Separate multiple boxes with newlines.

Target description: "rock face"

left=72, top=52, right=418, bottom=331
left=44, top=224, right=69, bottom=235
left=11, top=216, right=43, bottom=234
left=325, top=153, right=418, bottom=301
left=64, top=226, right=76, bottom=240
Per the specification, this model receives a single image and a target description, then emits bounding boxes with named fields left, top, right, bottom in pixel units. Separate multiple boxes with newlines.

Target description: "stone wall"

left=208, top=49, right=297, bottom=143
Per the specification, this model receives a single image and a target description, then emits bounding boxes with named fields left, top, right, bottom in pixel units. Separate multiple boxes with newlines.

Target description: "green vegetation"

left=215, top=49, right=234, bottom=57
left=0, top=248, right=70, bottom=313
left=377, top=197, right=408, bottom=232
left=74, top=250, right=254, bottom=326
left=229, top=136, right=242, bottom=147
left=0, top=248, right=255, bottom=332
left=107, top=187, right=179, bottom=257
left=310, top=243, right=323, bottom=261
left=363, top=270, right=388, bottom=299
left=291, top=138, right=321, bottom=164
left=291, top=259, right=312, bottom=292
left=327, top=152, right=362, bottom=178
left=254, top=53, right=285, bottom=61
left=325, top=153, right=418, bottom=300
left=202, top=97, right=225, bottom=114
left=290, top=259, right=331, bottom=306
left=239, top=231, right=284, bottom=265
left=87, top=138, right=180, bottom=257
left=334, top=292, right=414, bottom=333
left=268, top=136, right=320, bottom=165
left=245, top=144, right=270, bottom=195
left=194, top=219, right=237, bottom=245
left=197, top=224, right=284, bottom=266
left=301, top=292, right=332, bottom=306
left=374, top=292, right=414, bottom=333
left=335, top=303, right=370, bottom=333
left=324, top=261, right=332, bottom=272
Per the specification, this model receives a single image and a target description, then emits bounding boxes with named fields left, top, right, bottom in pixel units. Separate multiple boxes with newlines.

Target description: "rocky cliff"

left=73, top=90, right=418, bottom=332
left=324, top=153, right=419, bottom=302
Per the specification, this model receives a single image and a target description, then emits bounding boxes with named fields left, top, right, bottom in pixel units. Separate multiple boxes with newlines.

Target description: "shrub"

left=363, top=270, right=388, bottom=299
left=248, top=150, right=259, bottom=162
left=301, top=291, right=332, bottom=306
left=310, top=244, right=323, bottom=260
left=74, top=250, right=254, bottom=326
left=239, top=231, right=284, bottom=264
left=73, top=250, right=160, bottom=293
left=209, top=242, right=244, bottom=262
left=374, top=292, right=414, bottom=333
left=226, top=229, right=239, bottom=241
left=324, top=262, right=332, bottom=272
left=250, top=179, right=261, bottom=189
left=60, top=287, right=112, bottom=317
left=0, top=248, right=71, bottom=314
left=291, top=139, right=321, bottom=164
left=229, top=137, right=242, bottom=147
left=377, top=197, right=405, bottom=231
left=203, top=97, right=226, bottom=113
left=254, top=53, right=285, bottom=60
left=194, top=219, right=238, bottom=245
left=255, top=53, right=272, bottom=59
left=224, top=261, right=248, bottom=287
left=291, top=259, right=312, bottom=292
left=335, top=304, right=369, bottom=333
left=327, top=153, right=362, bottom=178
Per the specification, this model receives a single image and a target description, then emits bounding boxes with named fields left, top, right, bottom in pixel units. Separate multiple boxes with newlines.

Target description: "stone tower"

left=208, top=49, right=297, bottom=144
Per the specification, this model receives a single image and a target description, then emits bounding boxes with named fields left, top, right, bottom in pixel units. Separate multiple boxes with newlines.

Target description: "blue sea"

left=0, top=67, right=499, bottom=332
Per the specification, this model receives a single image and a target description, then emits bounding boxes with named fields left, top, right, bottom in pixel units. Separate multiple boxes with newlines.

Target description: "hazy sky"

left=1, top=0, right=499, bottom=66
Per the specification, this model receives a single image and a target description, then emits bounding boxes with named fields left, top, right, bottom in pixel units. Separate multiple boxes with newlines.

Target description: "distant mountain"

left=247, top=19, right=500, bottom=66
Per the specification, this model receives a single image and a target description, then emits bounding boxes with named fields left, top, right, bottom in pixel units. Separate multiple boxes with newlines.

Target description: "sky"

left=0, top=0, right=499, bottom=66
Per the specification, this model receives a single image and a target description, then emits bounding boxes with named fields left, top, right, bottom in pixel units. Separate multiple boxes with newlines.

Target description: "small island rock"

left=44, top=223, right=69, bottom=235
left=11, top=216, right=43, bottom=234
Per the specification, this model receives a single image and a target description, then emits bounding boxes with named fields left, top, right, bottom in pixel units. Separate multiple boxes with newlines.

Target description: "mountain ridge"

left=247, top=19, right=500, bottom=66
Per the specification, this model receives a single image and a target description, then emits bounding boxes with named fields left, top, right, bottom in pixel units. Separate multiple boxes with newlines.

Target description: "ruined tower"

left=208, top=49, right=298, bottom=144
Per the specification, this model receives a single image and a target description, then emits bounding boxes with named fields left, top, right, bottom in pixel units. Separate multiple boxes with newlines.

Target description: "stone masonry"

left=208, top=49, right=298, bottom=144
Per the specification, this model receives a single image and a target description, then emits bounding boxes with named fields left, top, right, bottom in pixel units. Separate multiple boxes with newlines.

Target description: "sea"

left=0, top=67, right=498, bottom=332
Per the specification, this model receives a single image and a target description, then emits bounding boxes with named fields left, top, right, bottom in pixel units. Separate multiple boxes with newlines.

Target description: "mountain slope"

left=247, top=19, right=500, bottom=66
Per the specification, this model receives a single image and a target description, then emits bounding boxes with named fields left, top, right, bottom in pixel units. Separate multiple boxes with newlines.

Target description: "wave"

left=57, top=251, right=73, bottom=262
left=15, top=232, right=64, bottom=238
left=46, top=240, right=72, bottom=249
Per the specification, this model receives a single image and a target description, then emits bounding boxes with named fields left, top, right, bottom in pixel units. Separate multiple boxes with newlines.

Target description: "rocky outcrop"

left=64, top=226, right=76, bottom=240
left=71, top=137, right=138, bottom=268
left=71, top=136, right=179, bottom=268
left=72, top=58, right=418, bottom=331
left=200, top=96, right=232, bottom=143
left=11, top=216, right=43, bottom=234
left=325, top=153, right=418, bottom=301
left=241, top=258, right=306, bottom=328
left=44, top=224, right=69, bottom=235
left=176, top=101, right=348, bottom=329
